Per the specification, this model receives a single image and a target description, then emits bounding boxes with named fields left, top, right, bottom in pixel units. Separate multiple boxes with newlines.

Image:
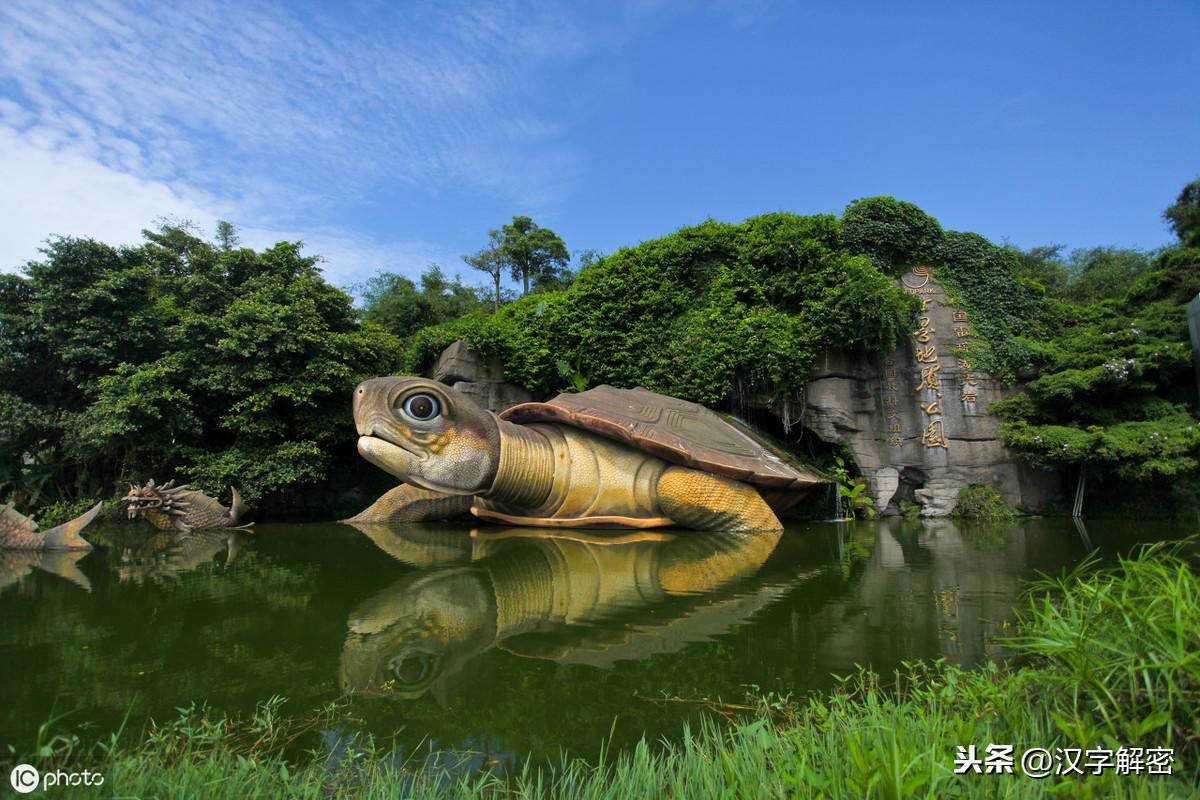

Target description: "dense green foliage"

left=0, top=224, right=400, bottom=508
left=406, top=212, right=918, bottom=408
left=359, top=266, right=488, bottom=340
left=840, top=196, right=944, bottom=273
left=952, top=485, right=1016, bottom=521
left=18, top=540, right=1198, bottom=797
left=990, top=240, right=1200, bottom=491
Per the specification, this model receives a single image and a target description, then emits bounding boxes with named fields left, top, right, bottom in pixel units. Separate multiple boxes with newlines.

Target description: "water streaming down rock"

left=832, top=479, right=844, bottom=521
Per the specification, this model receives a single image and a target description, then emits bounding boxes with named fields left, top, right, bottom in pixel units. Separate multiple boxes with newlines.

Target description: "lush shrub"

left=840, top=196, right=943, bottom=273
left=952, top=484, right=1016, bottom=520
left=405, top=213, right=918, bottom=408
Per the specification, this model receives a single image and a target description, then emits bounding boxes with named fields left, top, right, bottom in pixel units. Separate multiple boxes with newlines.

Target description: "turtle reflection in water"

left=351, top=379, right=825, bottom=532
left=339, top=526, right=785, bottom=701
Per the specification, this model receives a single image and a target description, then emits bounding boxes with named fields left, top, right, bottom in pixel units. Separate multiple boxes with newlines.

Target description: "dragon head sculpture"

left=123, top=479, right=249, bottom=532
left=124, top=479, right=190, bottom=522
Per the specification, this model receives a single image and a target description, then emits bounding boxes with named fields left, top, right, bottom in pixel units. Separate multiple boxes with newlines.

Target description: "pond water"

left=0, top=517, right=1190, bottom=770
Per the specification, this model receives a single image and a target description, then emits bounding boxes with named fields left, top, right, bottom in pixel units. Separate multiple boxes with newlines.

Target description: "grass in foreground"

left=12, top=540, right=1200, bottom=798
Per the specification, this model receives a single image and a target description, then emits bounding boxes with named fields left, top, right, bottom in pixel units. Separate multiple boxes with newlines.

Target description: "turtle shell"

left=500, top=385, right=826, bottom=495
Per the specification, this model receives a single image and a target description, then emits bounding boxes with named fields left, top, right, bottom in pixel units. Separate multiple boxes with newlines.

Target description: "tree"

left=2, top=223, right=402, bottom=509
left=463, top=231, right=505, bottom=311
left=361, top=265, right=485, bottom=337
left=215, top=220, right=241, bottom=252
left=1163, top=178, right=1200, bottom=248
left=498, top=216, right=570, bottom=296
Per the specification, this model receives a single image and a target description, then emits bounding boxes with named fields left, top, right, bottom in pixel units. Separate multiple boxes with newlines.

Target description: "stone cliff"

left=801, top=268, right=1063, bottom=516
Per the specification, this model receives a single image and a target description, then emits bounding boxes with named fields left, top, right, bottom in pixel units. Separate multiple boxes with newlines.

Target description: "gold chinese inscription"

left=952, top=310, right=979, bottom=405
left=901, top=265, right=931, bottom=289
left=922, top=419, right=949, bottom=449
left=880, top=356, right=902, bottom=446
left=917, top=364, right=941, bottom=391
left=893, top=268, right=972, bottom=451
left=913, top=317, right=935, bottom=343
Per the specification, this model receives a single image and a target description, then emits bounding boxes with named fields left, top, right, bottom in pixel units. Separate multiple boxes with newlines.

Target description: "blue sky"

left=1, top=1, right=1197, bottom=291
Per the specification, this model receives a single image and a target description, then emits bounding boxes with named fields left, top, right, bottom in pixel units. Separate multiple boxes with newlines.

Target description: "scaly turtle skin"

left=124, top=479, right=250, bottom=532
left=350, top=378, right=825, bottom=531
left=0, top=501, right=102, bottom=551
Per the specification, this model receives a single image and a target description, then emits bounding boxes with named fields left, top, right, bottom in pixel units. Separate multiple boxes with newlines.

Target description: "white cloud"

left=0, top=0, right=585, bottom=207
left=0, top=0, right=587, bottom=284
left=0, top=0, right=590, bottom=287
left=0, top=122, right=226, bottom=271
left=0, top=122, right=454, bottom=286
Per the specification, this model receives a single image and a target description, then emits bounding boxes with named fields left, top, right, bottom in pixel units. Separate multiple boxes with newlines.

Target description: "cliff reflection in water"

left=811, top=517, right=1087, bottom=672
left=339, top=525, right=788, bottom=700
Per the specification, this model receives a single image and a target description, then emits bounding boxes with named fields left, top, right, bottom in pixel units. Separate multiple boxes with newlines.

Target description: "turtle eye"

left=390, top=653, right=433, bottom=685
left=401, top=393, right=440, bottom=422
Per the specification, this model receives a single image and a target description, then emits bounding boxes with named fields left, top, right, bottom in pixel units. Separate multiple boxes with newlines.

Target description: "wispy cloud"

left=0, top=0, right=589, bottom=279
left=0, top=121, right=454, bottom=286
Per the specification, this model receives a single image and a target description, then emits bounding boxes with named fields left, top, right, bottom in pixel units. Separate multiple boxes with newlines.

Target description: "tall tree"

left=215, top=220, right=241, bottom=252
left=1164, top=178, right=1200, bottom=248
left=499, top=216, right=569, bottom=296
left=463, top=230, right=505, bottom=311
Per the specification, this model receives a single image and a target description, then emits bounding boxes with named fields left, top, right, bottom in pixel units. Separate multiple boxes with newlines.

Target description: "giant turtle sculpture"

left=351, top=378, right=825, bottom=532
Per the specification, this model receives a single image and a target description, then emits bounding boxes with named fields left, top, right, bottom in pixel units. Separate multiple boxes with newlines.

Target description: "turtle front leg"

left=656, top=466, right=782, bottom=532
left=347, top=484, right=474, bottom=524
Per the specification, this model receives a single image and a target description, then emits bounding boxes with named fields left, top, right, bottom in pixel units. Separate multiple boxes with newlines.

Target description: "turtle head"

left=353, top=377, right=500, bottom=495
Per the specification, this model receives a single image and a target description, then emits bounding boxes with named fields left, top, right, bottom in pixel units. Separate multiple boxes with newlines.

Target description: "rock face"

left=429, top=340, right=533, bottom=413
left=802, top=268, right=1063, bottom=516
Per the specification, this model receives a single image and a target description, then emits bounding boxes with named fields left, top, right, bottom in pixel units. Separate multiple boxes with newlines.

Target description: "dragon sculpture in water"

left=0, top=501, right=102, bottom=550
left=124, top=479, right=250, bottom=532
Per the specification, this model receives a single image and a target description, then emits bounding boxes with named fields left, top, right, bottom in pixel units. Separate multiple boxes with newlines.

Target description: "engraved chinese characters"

left=881, top=358, right=902, bottom=446
left=889, top=266, right=988, bottom=454
left=902, top=267, right=949, bottom=450
left=953, top=310, right=979, bottom=404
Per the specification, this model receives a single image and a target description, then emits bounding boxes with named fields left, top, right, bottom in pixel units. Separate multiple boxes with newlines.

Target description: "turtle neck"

left=484, top=419, right=555, bottom=509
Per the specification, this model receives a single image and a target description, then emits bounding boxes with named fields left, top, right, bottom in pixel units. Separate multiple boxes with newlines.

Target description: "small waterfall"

left=832, top=479, right=844, bottom=521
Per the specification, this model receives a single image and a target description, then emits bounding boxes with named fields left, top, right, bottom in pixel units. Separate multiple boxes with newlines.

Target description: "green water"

left=0, top=517, right=1188, bottom=771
